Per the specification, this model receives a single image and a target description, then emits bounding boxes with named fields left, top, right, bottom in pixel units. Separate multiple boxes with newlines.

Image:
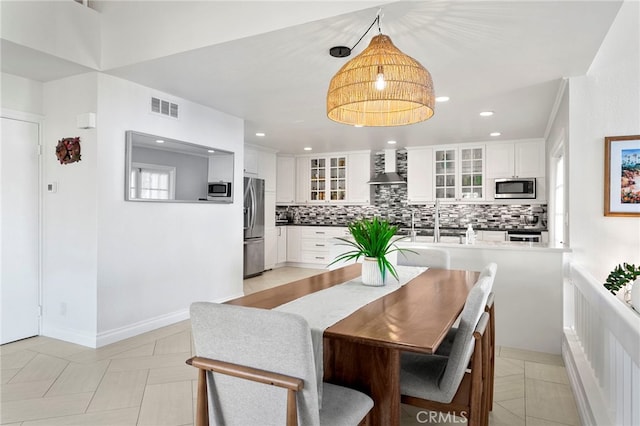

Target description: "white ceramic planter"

left=631, top=278, right=640, bottom=313
left=361, top=257, right=385, bottom=286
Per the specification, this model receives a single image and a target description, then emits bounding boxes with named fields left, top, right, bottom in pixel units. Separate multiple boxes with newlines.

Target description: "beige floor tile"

left=25, top=339, right=90, bottom=360
left=8, top=353, right=68, bottom=383
left=487, top=403, right=526, bottom=426
left=154, top=330, right=192, bottom=355
left=0, top=368, right=20, bottom=384
left=496, top=397, right=525, bottom=419
left=0, top=391, right=93, bottom=423
left=110, top=342, right=156, bottom=359
left=526, top=378, right=580, bottom=425
left=494, top=356, right=525, bottom=377
left=138, top=381, right=193, bottom=426
left=525, top=361, right=569, bottom=385
left=107, top=351, right=191, bottom=372
left=0, top=349, right=37, bottom=370
left=0, top=336, right=52, bottom=355
left=87, top=369, right=148, bottom=412
left=20, top=407, right=140, bottom=426
left=500, top=347, right=564, bottom=366
left=244, top=267, right=321, bottom=294
left=147, top=364, right=197, bottom=385
left=493, top=374, right=525, bottom=402
left=45, top=359, right=109, bottom=397
left=525, top=415, right=577, bottom=426
left=0, top=379, right=54, bottom=401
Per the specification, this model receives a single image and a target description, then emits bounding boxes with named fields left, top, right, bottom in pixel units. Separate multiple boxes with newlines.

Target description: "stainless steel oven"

left=507, top=230, right=541, bottom=243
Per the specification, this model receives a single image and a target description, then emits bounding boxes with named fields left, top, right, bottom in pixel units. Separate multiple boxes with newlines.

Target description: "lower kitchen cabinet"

left=287, top=226, right=348, bottom=266
left=277, top=226, right=287, bottom=264
left=264, top=228, right=277, bottom=270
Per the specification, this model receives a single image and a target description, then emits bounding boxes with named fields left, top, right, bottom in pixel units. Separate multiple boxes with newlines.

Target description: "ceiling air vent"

left=150, top=97, right=179, bottom=119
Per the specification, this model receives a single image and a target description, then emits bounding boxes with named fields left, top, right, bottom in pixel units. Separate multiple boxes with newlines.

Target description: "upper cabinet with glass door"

left=309, top=155, right=346, bottom=202
left=434, top=144, right=485, bottom=201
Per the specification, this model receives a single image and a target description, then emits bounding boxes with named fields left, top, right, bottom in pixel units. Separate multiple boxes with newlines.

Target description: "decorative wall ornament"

left=55, top=137, right=81, bottom=165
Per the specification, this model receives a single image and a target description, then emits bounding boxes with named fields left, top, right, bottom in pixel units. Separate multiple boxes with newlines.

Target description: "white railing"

left=563, top=263, right=640, bottom=426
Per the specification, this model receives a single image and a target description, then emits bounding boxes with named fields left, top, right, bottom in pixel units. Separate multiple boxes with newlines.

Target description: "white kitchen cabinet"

left=244, top=146, right=259, bottom=176
left=287, top=226, right=302, bottom=262
left=295, top=153, right=369, bottom=204
left=433, top=144, right=485, bottom=201
left=407, top=147, right=434, bottom=203
left=346, top=151, right=373, bottom=204
left=264, top=228, right=277, bottom=270
left=486, top=140, right=545, bottom=178
left=260, top=152, right=277, bottom=192
left=295, top=157, right=310, bottom=204
left=277, top=226, right=287, bottom=264
left=276, top=156, right=295, bottom=204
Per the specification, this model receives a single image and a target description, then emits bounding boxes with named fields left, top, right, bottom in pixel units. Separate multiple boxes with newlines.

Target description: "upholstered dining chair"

left=400, top=275, right=492, bottom=426
left=435, top=262, right=498, bottom=412
left=188, top=302, right=373, bottom=426
left=397, top=247, right=451, bottom=269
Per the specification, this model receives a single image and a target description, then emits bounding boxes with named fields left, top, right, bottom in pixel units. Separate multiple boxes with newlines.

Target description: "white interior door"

left=1, top=116, right=40, bottom=344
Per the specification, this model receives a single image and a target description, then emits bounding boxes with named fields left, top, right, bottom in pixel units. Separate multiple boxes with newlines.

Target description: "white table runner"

left=274, top=265, right=427, bottom=405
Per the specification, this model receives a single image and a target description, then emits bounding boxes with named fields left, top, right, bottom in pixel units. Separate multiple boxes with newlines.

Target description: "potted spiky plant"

left=330, top=217, right=413, bottom=286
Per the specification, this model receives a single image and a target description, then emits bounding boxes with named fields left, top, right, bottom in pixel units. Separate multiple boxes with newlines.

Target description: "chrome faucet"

left=410, top=210, right=418, bottom=242
left=433, top=199, right=441, bottom=243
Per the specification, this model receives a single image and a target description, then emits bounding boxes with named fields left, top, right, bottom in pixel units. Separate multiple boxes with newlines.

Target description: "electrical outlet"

left=47, top=182, right=58, bottom=193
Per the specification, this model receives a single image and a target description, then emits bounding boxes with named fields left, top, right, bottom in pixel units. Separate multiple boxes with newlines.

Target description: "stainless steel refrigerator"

left=243, top=177, right=265, bottom=278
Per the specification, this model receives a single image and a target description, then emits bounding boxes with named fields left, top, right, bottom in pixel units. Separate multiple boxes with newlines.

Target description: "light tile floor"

left=1, top=267, right=580, bottom=426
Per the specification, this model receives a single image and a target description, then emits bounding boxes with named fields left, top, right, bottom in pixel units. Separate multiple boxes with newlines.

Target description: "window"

left=130, top=162, right=176, bottom=200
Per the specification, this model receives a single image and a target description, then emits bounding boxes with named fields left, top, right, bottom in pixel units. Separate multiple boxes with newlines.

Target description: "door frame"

left=2, top=108, right=44, bottom=337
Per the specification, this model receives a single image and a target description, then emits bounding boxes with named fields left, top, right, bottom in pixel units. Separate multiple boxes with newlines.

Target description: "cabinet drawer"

left=301, top=238, right=330, bottom=251
left=301, top=252, right=331, bottom=264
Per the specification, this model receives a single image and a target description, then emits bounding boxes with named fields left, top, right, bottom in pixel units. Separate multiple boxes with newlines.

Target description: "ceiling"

left=2, top=1, right=622, bottom=155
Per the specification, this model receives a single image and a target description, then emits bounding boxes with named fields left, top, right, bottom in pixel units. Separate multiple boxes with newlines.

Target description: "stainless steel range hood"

left=368, top=149, right=406, bottom=185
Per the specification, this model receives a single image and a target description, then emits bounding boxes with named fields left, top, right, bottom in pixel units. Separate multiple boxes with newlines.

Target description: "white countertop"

left=393, top=237, right=570, bottom=252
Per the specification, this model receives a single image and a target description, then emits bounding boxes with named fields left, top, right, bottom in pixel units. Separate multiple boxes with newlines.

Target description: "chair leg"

left=286, top=389, right=298, bottom=426
left=195, top=368, right=209, bottom=426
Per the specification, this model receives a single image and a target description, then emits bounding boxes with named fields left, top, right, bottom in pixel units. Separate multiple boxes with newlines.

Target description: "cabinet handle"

left=315, top=256, right=325, bottom=260
left=315, top=231, right=325, bottom=235
left=315, top=244, right=325, bottom=247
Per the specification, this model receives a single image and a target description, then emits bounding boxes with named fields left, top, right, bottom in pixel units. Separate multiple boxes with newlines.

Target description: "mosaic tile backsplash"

left=276, top=150, right=547, bottom=230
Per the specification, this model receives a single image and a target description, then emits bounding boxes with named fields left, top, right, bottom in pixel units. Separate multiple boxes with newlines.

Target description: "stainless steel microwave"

left=207, top=181, right=232, bottom=200
left=494, top=178, right=536, bottom=199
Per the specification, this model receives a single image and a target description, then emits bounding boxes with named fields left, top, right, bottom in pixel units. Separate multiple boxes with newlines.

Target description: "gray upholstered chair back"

left=397, top=248, right=451, bottom=269
left=190, top=302, right=321, bottom=425
left=479, top=262, right=497, bottom=283
left=437, top=275, right=492, bottom=402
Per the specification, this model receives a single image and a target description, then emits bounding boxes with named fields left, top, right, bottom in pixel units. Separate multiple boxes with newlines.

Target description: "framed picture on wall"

left=604, top=135, right=640, bottom=217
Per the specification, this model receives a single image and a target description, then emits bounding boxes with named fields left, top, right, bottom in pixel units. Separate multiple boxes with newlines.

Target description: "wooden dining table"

left=227, top=263, right=479, bottom=426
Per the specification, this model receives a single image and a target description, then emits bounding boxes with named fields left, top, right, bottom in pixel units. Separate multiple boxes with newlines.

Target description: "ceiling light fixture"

left=479, top=111, right=494, bottom=117
left=255, top=132, right=266, bottom=137
left=304, top=147, right=312, bottom=151
left=155, top=139, right=165, bottom=144
left=387, top=140, right=397, bottom=145
left=327, top=12, right=435, bottom=127
left=435, top=96, right=450, bottom=102
left=490, top=132, right=501, bottom=137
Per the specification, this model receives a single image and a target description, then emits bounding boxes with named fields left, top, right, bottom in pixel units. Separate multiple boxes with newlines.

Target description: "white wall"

left=567, top=0, right=640, bottom=282
left=95, top=74, right=244, bottom=345
left=1, top=73, right=43, bottom=115
left=42, top=73, right=99, bottom=345
left=38, top=72, right=244, bottom=347
left=0, top=1, right=100, bottom=69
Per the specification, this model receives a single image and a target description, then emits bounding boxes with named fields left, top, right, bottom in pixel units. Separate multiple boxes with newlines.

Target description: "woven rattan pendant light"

left=327, top=33, right=435, bottom=127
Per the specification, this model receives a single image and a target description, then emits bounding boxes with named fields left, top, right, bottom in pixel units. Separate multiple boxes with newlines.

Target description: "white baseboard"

left=562, top=330, right=612, bottom=426
left=96, top=309, right=190, bottom=347
left=41, top=325, right=97, bottom=348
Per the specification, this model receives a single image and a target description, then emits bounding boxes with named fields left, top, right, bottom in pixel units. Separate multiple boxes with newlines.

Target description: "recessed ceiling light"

left=490, top=132, right=501, bottom=137
left=479, top=111, right=494, bottom=117
left=255, top=132, right=266, bottom=137
left=435, top=96, right=450, bottom=102
left=155, top=139, right=165, bottom=144
left=354, top=124, right=363, bottom=128
left=304, top=147, right=312, bottom=151
left=387, top=140, right=397, bottom=145
left=208, top=149, right=215, bottom=153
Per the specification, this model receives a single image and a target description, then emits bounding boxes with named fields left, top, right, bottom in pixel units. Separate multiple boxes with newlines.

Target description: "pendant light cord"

left=350, top=12, right=382, bottom=52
